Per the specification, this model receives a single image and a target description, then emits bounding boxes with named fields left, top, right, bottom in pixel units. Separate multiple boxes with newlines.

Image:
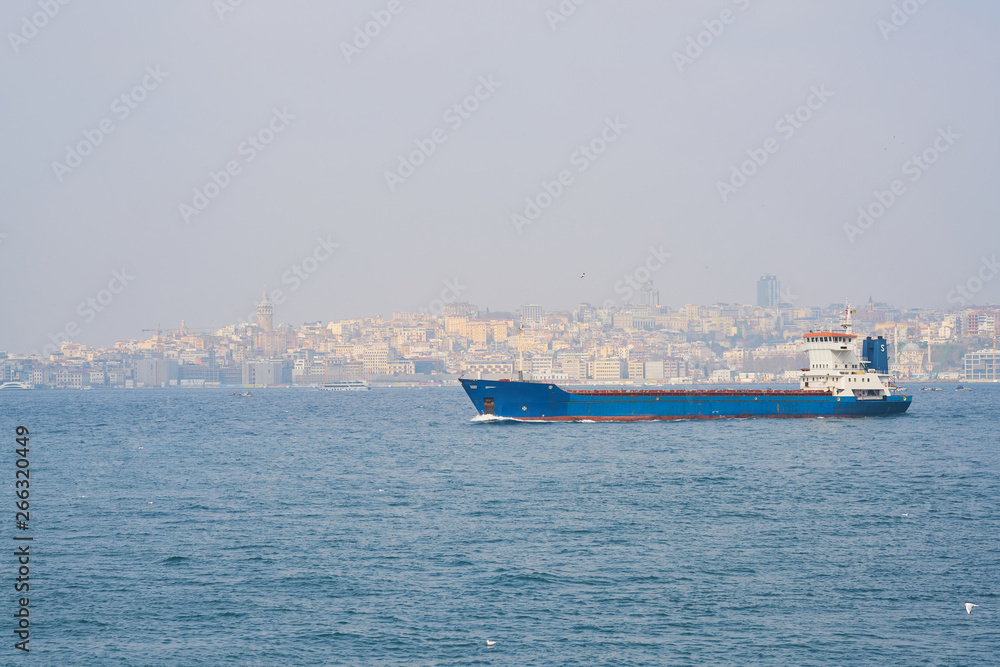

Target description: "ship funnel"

left=862, top=336, right=889, bottom=374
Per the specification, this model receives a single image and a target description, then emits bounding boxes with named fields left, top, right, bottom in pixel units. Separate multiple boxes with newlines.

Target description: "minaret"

left=257, top=290, right=273, bottom=332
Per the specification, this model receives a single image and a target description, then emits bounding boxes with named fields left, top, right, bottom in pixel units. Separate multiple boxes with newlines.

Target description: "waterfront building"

left=964, top=350, right=999, bottom=381
left=594, top=358, right=625, bottom=382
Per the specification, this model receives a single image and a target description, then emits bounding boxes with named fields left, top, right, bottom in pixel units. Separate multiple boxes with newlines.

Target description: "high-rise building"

left=639, top=281, right=660, bottom=307
left=757, top=275, right=779, bottom=308
left=257, top=290, right=273, bottom=332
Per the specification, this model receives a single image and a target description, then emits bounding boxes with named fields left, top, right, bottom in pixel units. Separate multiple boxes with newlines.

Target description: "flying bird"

left=966, top=603, right=978, bottom=614
left=580, top=272, right=586, bottom=279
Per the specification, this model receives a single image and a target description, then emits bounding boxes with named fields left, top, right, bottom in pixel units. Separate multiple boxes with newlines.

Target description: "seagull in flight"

left=580, top=272, right=586, bottom=279
left=966, top=603, right=978, bottom=614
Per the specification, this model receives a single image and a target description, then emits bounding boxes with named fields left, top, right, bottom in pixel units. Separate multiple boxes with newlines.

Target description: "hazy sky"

left=2, top=0, right=999, bottom=352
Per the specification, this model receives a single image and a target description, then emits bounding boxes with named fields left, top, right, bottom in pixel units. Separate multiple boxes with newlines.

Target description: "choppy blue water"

left=1, top=385, right=998, bottom=665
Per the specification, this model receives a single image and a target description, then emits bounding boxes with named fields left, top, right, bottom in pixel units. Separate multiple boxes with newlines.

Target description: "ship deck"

left=565, top=388, right=833, bottom=398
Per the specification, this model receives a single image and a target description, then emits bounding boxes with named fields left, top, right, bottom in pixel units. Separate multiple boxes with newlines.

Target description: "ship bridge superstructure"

left=799, top=302, right=899, bottom=399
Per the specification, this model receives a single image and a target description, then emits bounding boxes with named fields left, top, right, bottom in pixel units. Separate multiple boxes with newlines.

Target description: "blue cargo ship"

left=460, top=303, right=911, bottom=421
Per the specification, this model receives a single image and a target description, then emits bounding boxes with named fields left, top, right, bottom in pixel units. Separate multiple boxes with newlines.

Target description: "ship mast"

left=517, top=324, right=524, bottom=381
left=840, top=300, right=854, bottom=336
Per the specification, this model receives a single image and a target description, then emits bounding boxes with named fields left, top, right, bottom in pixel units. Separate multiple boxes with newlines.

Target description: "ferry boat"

left=318, top=381, right=369, bottom=391
left=459, top=303, right=911, bottom=421
left=0, top=381, right=31, bottom=390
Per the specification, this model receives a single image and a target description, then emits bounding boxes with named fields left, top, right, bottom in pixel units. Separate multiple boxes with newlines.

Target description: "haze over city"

left=3, top=0, right=999, bottom=354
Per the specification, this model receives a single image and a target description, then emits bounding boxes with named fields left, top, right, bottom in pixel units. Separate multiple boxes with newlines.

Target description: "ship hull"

left=459, top=379, right=911, bottom=421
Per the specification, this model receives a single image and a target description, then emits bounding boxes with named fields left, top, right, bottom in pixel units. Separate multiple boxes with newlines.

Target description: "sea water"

left=2, top=385, right=998, bottom=665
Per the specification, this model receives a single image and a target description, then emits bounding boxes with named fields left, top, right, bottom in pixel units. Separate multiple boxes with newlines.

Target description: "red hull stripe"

left=566, top=389, right=832, bottom=397
left=514, top=414, right=865, bottom=422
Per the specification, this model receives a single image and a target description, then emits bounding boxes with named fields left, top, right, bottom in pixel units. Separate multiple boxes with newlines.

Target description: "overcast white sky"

left=2, top=0, right=998, bottom=352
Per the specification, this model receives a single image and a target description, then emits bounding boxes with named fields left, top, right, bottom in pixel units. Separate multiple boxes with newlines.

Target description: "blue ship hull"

left=459, top=379, right=911, bottom=421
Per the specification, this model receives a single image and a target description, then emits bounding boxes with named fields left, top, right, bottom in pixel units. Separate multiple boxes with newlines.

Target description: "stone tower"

left=257, top=290, right=273, bottom=332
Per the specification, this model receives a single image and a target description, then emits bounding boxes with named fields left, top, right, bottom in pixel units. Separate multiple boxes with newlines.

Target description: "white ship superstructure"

left=799, top=302, right=898, bottom=400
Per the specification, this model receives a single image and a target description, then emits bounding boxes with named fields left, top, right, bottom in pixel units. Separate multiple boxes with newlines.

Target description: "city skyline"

left=8, top=277, right=1000, bottom=358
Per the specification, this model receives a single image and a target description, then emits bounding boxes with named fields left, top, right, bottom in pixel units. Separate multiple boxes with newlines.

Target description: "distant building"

left=257, top=291, right=273, bottom=332
left=757, top=275, right=779, bottom=308
left=594, top=358, right=625, bottom=382
left=386, top=361, right=416, bottom=375
left=639, top=281, right=660, bottom=307
left=442, top=302, right=478, bottom=318
left=711, top=368, right=737, bottom=382
left=664, top=357, right=689, bottom=379
left=464, top=361, right=513, bottom=378
left=897, top=342, right=926, bottom=377
left=520, top=304, right=543, bottom=326
left=135, top=358, right=178, bottom=387
left=964, top=350, right=999, bottom=381
left=363, top=346, right=389, bottom=376
left=965, top=310, right=998, bottom=336
left=243, top=360, right=284, bottom=386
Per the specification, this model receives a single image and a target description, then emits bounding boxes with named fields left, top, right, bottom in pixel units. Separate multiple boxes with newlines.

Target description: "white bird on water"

left=966, top=603, right=978, bottom=614
left=486, top=640, right=496, bottom=647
